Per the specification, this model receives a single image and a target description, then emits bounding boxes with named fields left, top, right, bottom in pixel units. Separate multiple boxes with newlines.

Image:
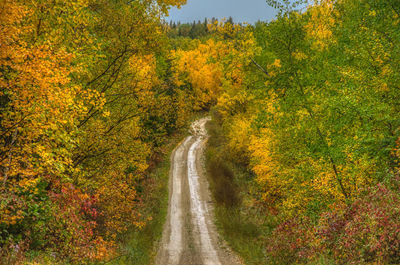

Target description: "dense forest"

left=1, top=0, right=400, bottom=264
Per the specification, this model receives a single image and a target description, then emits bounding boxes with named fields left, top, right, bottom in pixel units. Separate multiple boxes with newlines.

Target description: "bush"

left=0, top=180, right=113, bottom=264
left=318, top=184, right=400, bottom=264
left=267, top=216, right=315, bottom=264
left=267, top=182, right=400, bottom=264
left=48, top=181, right=113, bottom=262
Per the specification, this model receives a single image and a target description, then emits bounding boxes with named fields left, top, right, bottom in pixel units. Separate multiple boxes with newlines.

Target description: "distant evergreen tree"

left=167, top=18, right=214, bottom=39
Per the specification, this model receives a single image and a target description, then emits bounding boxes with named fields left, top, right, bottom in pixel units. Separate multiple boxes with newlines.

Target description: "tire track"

left=187, top=133, right=221, bottom=265
left=167, top=136, right=193, bottom=265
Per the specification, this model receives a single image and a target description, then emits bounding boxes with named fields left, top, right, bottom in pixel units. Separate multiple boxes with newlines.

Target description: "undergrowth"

left=205, top=118, right=273, bottom=265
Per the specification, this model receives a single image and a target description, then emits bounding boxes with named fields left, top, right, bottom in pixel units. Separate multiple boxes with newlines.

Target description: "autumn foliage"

left=2, top=0, right=400, bottom=263
left=170, top=0, right=400, bottom=264
left=0, top=0, right=192, bottom=263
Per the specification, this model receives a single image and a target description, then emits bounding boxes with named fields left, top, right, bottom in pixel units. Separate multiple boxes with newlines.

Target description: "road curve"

left=156, top=118, right=241, bottom=265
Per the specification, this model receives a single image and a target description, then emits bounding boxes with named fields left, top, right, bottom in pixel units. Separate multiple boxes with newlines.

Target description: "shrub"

left=267, top=182, right=400, bottom=264
left=48, top=181, right=114, bottom=262
left=266, top=216, right=315, bottom=264
left=318, top=184, right=400, bottom=264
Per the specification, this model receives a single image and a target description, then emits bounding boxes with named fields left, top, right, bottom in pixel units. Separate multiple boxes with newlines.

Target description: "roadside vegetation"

left=0, top=0, right=207, bottom=263
left=176, top=0, right=400, bottom=264
left=205, top=118, right=269, bottom=264
left=109, top=121, right=194, bottom=265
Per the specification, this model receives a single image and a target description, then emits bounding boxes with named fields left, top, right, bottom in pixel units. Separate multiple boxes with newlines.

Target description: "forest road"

left=156, top=117, right=241, bottom=265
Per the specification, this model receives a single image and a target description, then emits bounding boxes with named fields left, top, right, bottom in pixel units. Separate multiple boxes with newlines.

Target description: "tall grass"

left=205, top=119, right=272, bottom=265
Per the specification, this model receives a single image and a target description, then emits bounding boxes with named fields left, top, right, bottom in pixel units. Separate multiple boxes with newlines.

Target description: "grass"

left=205, top=118, right=273, bottom=265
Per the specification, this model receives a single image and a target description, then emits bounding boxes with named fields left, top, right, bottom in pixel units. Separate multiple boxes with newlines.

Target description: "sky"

left=166, top=0, right=279, bottom=24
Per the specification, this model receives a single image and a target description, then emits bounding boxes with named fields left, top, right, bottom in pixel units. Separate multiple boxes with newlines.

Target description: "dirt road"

left=156, top=118, right=241, bottom=265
